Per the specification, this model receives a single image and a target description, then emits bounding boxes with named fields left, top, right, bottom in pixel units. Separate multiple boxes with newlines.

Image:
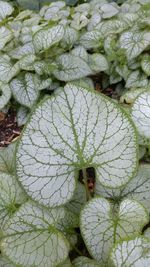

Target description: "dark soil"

left=0, top=109, right=22, bottom=147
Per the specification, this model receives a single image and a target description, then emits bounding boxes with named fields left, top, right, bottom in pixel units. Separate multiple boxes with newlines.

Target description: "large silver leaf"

left=16, top=84, right=137, bottom=207
left=1, top=201, right=71, bottom=267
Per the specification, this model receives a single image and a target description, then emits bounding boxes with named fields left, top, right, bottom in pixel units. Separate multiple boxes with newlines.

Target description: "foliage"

left=0, top=0, right=150, bottom=266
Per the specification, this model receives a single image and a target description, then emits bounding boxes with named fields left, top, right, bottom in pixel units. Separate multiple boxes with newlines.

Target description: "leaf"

left=79, top=31, right=103, bottom=49
left=53, top=54, right=93, bottom=81
left=0, top=172, right=26, bottom=229
left=0, top=56, right=20, bottom=83
left=80, top=197, right=148, bottom=264
left=16, top=84, right=137, bottom=207
left=62, top=27, right=79, bottom=48
left=0, top=83, right=11, bottom=110
left=66, top=183, right=86, bottom=216
left=10, top=73, right=40, bottom=108
left=119, top=31, right=150, bottom=60
left=95, top=164, right=150, bottom=213
left=9, top=42, right=35, bottom=59
left=144, top=228, right=150, bottom=239
left=1, top=201, right=71, bottom=267
left=101, top=3, right=119, bottom=18
left=0, top=256, right=17, bottom=267
left=33, top=25, right=64, bottom=52
left=57, top=258, right=73, bottom=267
left=0, top=26, right=12, bottom=50
left=17, top=106, right=29, bottom=127
left=141, top=54, right=150, bottom=76
left=71, top=46, right=89, bottom=62
left=110, top=237, right=150, bottom=267
left=18, top=54, right=36, bottom=71
left=89, top=53, right=109, bottom=73
left=132, top=92, right=150, bottom=139
left=0, top=142, right=17, bottom=174
left=73, top=256, right=101, bottom=267
left=125, top=70, right=148, bottom=88
left=120, top=88, right=147, bottom=104
left=0, top=1, right=14, bottom=21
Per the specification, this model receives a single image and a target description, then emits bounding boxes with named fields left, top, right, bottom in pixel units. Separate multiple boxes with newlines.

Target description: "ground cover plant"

left=0, top=0, right=150, bottom=266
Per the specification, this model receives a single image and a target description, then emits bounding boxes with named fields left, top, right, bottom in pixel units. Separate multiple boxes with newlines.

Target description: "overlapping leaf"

left=80, top=197, right=148, bottom=264
left=0, top=172, right=26, bottom=229
left=0, top=1, right=14, bottom=21
left=16, top=84, right=137, bottom=207
left=1, top=201, right=77, bottom=267
left=33, top=25, right=64, bottom=52
left=53, top=54, right=92, bottom=81
left=132, top=92, right=150, bottom=138
left=110, top=237, right=150, bottom=267
left=0, top=83, right=11, bottom=110
left=10, top=73, right=40, bottom=108
left=0, top=142, right=17, bottom=174
left=95, top=164, right=150, bottom=212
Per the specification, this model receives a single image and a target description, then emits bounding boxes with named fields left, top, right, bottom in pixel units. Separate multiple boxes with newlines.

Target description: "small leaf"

left=0, top=83, right=11, bottom=110
left=62, top=27, right=79, bottom=48
left=95, top=164, right=150, bottom=213
left=141, top=54, right=150, bottom=76
left=0, top=26, right=12, bottom=50
left=89, top=53, right=109, bottom=73
left=0, top=56, right=20, bottom=83
left=101, top=3, right=119, bottom=19
left=17, top=106, right=29, bottom=127
left=126, top=70, right=148, bottom=88
left=1, top=201, right=70, bottom=267
left=9, top=43, right=35, bottom=59
left=0, top=172, right=26, bottom=229
left=71, top=46, right=89, bottom=62
left=73, top=256, right=101, bottom=267
left=16, top=84, right=137, bottom=207
left=33, top=25, right=64, bottom=52
left=79, top=31, right=103, bottom=49
left=0, top=142, right=17, bottom=174
left=18, top=54, right=36, bottom=71
left=120, top=88, right=147, bottom=104
left=53, top=54, right=93, bottom=81
left=119, top=31, right=150, bottom=60
left=0, top=1, right=14, bottom=21
left=80, top=197, right=148, bottom=264
left=10, top=73, right=40, bottom=108
left=110, top=237, right=150, bottom=267
left=132, top=92, right=150, bottom=139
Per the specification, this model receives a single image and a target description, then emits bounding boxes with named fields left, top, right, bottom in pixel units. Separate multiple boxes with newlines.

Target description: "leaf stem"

left=82, top=168, right=91, bottom=201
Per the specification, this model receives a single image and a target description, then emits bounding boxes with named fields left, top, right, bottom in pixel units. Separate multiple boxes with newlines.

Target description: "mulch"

left=0, top=109, right=22, bottom=147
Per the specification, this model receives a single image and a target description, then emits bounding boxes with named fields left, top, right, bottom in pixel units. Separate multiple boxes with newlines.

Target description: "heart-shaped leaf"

left=79, top=31, right=103, bottom=49
left=0, top=26, right=12, bottom=50
left=141, top=54, right=150, bottom=76
left=10, top=73, right=40, bottom=108
left=0, top=1, right=14, bottom=21
left=1, top=201, right=74, bottom=267
left=132, top=91, right=150, bottom=138
left=0, top=142, right=17, bottom=174
left=89, top=53, right=109, bottom=73
left=0, top=172, right=26, bottom=229
left=0, top=83, right=11, bottom=110
left=110, top=237, right=150, bottom=267
left=95, top=164, right=150, bottom=213
left=0, top=56, right=20, bottom=83
left=119, top=31, right=150, bottom=60
left=16, top=84, right=137, bottom=208
left=53, top=54, right=93, bottom=81
left=80, top=197, right=148, bottom=264
left=33, top=25, right=64, bottom=52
